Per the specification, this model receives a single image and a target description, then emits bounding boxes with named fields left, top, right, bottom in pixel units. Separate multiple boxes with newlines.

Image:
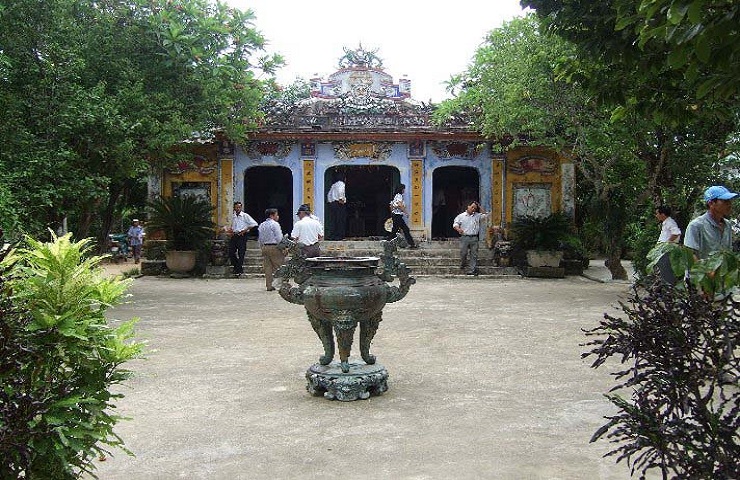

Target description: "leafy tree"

left=436, top=15, right=646, bottom=278
left=521, top=0, right=738, bottom=116
left=0, top=234, right=143, bottom=478
left=437, top=12, right=738, bottom=277
left=0, top=0, right=281, bottom=248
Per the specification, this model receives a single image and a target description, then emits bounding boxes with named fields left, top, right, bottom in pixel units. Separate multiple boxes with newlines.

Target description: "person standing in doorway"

left=258, top=208, right=285, bottom=291
left=291, top=204, right=324, bottom=258
left=327, top=173, right=347, bottom=240
left=654, top=205, right=682, bottom=284
left=127, top=218, right=144, bottom=264
left=389, top=184, right=417, bottom=249
left=453, top=201, right=489, bottom=275
left=228, top=201, right=258, bottom=276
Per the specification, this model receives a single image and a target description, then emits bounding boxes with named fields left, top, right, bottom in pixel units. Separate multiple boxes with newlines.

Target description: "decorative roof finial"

left=338, top=44, right=383, bottom=69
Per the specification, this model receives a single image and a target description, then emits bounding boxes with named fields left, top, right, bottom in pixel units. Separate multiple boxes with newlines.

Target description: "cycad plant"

left=146, top=195, right=215, bottom=251
left=509, top=212, right=573, bottom=251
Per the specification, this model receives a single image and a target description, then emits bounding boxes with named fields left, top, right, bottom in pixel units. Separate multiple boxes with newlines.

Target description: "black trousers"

left=390, top=213, right=415, bottom=247
left=228, top=234, right=247, bottom=274
left=328, top=201, right=347, bottom=240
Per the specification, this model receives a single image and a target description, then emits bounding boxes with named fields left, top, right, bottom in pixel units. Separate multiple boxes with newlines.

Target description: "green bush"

left=146, top=195, right=215, bottom=251
left=509, top=212, right=574, bottom=251
left=625, top=208, right=661, bottom=278
left=0, top=233, right=143, bottom=479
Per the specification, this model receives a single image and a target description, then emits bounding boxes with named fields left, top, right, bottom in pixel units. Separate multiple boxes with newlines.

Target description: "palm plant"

left=509, top=212, right=573, bottom=251
left=146, top=195, right=215, bottom=251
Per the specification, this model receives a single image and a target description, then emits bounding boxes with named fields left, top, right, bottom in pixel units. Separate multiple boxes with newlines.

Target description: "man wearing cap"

left=684, top=186, right=738, bottom=260
left=291, top=204, right=324, bottom=257
left=127, top=218, right=144, bottom=264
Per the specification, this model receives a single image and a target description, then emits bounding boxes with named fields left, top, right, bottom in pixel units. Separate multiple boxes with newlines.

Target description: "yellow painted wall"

left=504, top=147, right=571, bottom=225
left=161, top=145, right=220, bottom=226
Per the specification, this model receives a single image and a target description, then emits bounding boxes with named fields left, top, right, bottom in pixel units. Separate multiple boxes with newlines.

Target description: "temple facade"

left=148, top=47, right=575, bottom=241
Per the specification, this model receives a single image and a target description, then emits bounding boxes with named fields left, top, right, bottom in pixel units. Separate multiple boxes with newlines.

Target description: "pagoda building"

left=149, top=46, right=575, bottom=240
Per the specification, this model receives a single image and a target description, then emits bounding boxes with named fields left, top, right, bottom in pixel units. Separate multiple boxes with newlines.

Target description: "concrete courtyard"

left=92, top=269, right=641, bottom=480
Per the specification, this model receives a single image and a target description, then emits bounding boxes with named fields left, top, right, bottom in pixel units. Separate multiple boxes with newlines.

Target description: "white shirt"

left=291, top=216, right=324, bottom=246
left=327, top=181, right=346, bottom=203
left=231, top=211, right=258, bottom=234
left=390, top=193, right=406, bottom=215
left=258, top=218, right=283, bottom=246
left=453, top=211, right=489, bottom=236
left=658, top=216, right=681, bottom=243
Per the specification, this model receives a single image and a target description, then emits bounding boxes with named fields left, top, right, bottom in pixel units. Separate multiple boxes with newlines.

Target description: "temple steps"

left=231, top=239, right=519, bottom=278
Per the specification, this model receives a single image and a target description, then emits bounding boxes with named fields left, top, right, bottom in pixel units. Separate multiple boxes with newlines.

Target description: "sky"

left=227, top=1, right=529, bottom=103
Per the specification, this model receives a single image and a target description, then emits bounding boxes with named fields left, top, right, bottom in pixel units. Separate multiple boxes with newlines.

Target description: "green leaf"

left=667, top=3, right=688, bottom=25
left=667, top=48, right=689, bottom=68
left=687, top=0, right=703, bottom=24
left=695, top=34, right=712, bottom=63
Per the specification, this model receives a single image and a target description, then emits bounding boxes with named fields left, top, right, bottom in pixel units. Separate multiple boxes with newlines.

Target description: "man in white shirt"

left=327, top=173, right=347, bottom=240
left=654, top=205, right=682, bottom=285
left=453, top=201, right=489, bottom=276
left=228, top=201, right=258, bottom=275
left=291, top=204, right=324, bottom=258
left=656, top=205, right=681, bottom=243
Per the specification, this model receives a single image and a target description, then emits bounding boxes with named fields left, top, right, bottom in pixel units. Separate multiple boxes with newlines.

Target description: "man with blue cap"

left=684, top=185, right=738, bottom=260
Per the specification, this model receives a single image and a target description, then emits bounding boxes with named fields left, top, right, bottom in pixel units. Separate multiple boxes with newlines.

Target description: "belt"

left=262, top=243, right=277, bottom=246
left=463, top=234, right=479, bottom=237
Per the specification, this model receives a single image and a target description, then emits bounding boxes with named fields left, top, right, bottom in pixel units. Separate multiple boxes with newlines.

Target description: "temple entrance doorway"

left=325, top=165, right=399, bottom=238
left=244, top=166, right=293, bottom=236
left=432, top=166, right=480, bottom=239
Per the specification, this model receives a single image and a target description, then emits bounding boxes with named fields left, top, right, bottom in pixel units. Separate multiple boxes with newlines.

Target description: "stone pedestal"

left=306, top=361, right=389, bottom=401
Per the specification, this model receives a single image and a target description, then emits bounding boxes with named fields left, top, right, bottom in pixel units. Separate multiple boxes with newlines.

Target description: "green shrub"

left=509, top=212, right=574, bottom=251
left=146, top=195, right=215, bottom=251
left=0, top=233, right=143, bottom=479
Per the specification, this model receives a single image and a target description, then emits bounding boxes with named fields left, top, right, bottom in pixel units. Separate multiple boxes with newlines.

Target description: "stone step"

left=156, top=239, right=519, bottom=278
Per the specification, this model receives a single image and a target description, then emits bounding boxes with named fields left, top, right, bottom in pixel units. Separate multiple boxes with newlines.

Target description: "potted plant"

left=509, top=212, right=573, bottom=276
left=146, top=195, right=215, bottom=274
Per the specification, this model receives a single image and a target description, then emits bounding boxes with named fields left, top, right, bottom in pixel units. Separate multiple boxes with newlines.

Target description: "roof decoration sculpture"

left=258, top=47, right=475, bottom=132
left=338, top=44, right=384, bottom=69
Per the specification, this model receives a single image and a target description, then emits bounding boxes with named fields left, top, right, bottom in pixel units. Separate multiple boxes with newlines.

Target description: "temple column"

left=491, top=154, right=506, bottom=227
left=302, top=158, right=315, bottom=209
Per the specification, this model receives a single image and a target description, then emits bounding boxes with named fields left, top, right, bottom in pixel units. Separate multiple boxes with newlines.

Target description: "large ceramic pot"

left=165, top=250, right=197, bottom=273
left=277, top=237, right=415, bottom=375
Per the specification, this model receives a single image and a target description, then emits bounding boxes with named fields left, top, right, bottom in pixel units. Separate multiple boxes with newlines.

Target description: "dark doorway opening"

left=432, top=166, right=480, bottom=238
left=244, top=166, right=293, bottom=236
left=325, top=165, right=400, bottom=238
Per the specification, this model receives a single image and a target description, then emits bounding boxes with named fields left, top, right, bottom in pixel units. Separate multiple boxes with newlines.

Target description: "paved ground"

left=92, top=261, right=643, bottom=480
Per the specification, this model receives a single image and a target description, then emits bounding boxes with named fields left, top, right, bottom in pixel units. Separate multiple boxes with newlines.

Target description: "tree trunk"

left=606, top=251, right=628, bottom=280
left=97, top=182, right=125, bottom=254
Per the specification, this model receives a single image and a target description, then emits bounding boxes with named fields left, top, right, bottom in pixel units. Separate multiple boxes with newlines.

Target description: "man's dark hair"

left=656, top=205, right=672, bottom=216
left=393, top=184, right=405, bottom=195
left=233, top=201, right=242, bottom=207
left=265, top=208, right=278, bottom=218
left=470, top=201, right=480, bottom=213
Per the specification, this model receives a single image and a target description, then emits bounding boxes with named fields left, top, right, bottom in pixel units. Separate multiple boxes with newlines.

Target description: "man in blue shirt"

left=258, top=208, right=285, bottom=291
left=684, top=185, right=738, bottom=260
left=127, top=219, right=144, bottom=264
